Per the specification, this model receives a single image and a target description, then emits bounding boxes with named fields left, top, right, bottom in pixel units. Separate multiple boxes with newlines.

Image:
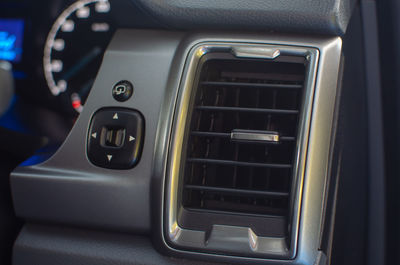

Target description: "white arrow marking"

left=129, top=136, right=136, bottom=142
left=107, top=155, right=112, bottom=162
left=113, top=113, right=118, bottom=120
left=91, top=132, right=97, bottom=139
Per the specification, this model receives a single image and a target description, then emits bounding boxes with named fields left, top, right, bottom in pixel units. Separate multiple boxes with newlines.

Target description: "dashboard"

left=0, top=0, right=162, bottom=147
left=0, top=0, right=392, bottom=265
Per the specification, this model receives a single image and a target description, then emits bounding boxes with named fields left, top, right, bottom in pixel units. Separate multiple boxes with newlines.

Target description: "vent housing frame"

left=180, top=51, right=307, bottom=236
left=164, top=42, right=319, bottom=259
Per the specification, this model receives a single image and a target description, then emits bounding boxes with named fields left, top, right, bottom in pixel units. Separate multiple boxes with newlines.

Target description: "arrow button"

left=87, top=109, right=144, bottom=169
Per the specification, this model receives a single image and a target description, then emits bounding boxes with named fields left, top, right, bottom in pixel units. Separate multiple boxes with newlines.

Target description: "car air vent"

left=182, top=53, right=306, bottom=220
left=165, top=43, right=322, bottom=259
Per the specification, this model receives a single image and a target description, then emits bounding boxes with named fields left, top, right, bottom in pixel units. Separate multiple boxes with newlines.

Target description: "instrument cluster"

left=0, top=0, right=161, bottom=122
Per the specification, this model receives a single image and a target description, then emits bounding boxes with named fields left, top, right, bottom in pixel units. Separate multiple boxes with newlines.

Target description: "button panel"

left=87, top=108, right=144, bottom=169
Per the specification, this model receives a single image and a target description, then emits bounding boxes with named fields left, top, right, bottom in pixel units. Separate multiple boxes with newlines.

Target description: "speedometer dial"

left=44, top=0, right=114, bottom=114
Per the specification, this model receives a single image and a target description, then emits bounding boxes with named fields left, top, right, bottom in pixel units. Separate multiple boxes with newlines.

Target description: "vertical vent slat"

left=182, top=55, right=306, bottom=217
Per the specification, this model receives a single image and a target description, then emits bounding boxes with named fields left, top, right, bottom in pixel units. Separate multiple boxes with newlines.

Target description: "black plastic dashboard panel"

left=11, top=30, right=185, bottom=232
left=13, top=224, right=223, bottom=265
left=11, top=30, right=342, bottom=265
left=134, top=0, right=356, bottom=35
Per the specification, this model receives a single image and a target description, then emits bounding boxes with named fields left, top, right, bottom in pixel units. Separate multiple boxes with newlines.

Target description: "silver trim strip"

left=230, top=129, right=280, bottom=143
left=232, top=46, right=281, bottom=59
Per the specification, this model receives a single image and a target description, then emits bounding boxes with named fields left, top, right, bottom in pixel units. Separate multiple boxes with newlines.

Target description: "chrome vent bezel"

left=164, top=42, right=319, bottom=259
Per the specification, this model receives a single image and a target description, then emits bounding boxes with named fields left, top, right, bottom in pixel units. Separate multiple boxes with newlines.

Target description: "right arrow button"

left=129, top=136, right=136, bottom=142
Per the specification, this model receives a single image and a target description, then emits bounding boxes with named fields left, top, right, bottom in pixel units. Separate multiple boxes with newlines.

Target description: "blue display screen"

left=0, top=19, right=24, bottom=62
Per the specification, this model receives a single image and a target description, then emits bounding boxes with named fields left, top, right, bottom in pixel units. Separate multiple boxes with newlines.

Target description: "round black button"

left=112, top=80, right=134, bottom=102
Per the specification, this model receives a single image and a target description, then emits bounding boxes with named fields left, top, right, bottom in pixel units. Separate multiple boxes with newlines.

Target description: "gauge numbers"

left=44, top=0, right=113, bottom=114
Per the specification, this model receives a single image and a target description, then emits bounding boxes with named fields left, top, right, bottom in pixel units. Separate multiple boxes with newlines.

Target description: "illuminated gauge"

left=44, top=0, right=114, bottom=114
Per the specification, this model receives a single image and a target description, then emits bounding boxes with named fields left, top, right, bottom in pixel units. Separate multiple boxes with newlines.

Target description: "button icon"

left=112, top=80, right=133, bottom=102
left=129, top=136, right=135, bottom=142
left=91, top=132, right=97, bottom=139
left=114, top=85, right=127, bottom=95
left=107, top=155, right=112, bottom=162
left=113, top=113, right=118, bottom=120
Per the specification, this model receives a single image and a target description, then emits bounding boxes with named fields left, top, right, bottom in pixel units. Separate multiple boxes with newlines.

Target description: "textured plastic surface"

left=11, top=30, right=184, bottom=232
left=134, top=0, right=355, bottom=35
left=13, top=224, right=222, bottom=265
left=11, top=30, right=342, bottom=264
left=361, top=1, right=386, bottom=264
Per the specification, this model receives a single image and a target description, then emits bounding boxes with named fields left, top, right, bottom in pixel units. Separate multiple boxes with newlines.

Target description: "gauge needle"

left=60, top=46, right=102, bottom=82
left=78, top=78, right=95, bottom=98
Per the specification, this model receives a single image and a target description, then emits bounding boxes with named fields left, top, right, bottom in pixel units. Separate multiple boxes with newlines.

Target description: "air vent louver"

left=182, top=53, right=306, bottom=218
